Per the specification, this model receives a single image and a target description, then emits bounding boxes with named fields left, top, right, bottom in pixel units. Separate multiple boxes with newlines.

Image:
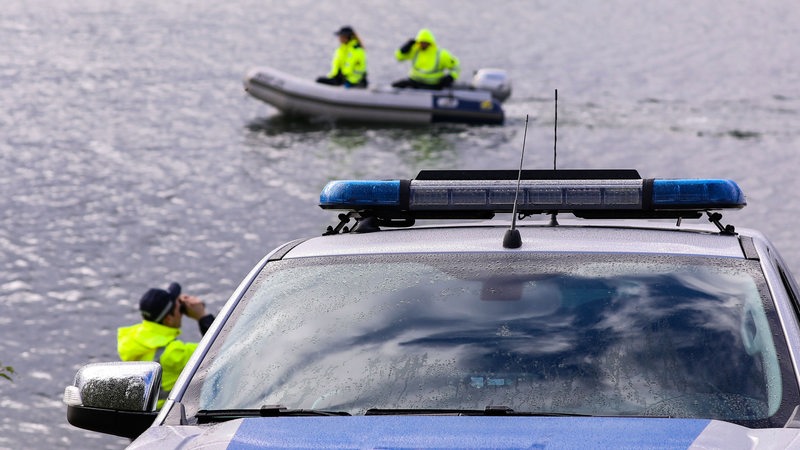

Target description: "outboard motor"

left=471, top=68, right=512, bottom=103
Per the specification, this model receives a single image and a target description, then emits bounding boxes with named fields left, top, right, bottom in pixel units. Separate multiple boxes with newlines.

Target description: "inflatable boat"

left=243, top=67, right=511, bottom=125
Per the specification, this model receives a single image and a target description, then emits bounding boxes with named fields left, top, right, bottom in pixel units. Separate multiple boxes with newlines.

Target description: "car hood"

left=128, top=416, right=800, bottom=449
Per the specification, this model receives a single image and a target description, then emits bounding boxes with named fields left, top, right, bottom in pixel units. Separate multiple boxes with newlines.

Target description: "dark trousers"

left=391, top=78, right=440, bottom=90
left=392, top=75, right=454, bottom=90
left=316, top=74, right=368, bottom=88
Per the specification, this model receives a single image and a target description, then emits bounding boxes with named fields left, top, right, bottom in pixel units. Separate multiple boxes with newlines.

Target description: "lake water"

left=1, top=0, right=799, bottom=448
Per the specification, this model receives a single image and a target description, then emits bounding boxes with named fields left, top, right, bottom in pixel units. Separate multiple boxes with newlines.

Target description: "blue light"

left=318, top=176, right=747, bottom=217
left=652, top=179, right=746, bottom=208
left=320, top=180, right=401, bottom=208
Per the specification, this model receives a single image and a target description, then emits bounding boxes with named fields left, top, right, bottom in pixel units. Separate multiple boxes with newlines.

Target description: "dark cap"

left=334, top=26, right=355, bottom=37
left=139, top=282, right=181, bottom=323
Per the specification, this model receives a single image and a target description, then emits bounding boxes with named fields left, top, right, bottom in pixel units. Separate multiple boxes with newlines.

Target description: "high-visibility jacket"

left=328, top=38, right=367, bottom=85
left=117, top=320, right=198, bottom=406
left=395, top=29, right=460, bottom=85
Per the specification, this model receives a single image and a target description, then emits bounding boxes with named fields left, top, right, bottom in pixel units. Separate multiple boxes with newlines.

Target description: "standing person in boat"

left=392, top=28, right=460, bottom=90
left=316, top=25, right=368, bottom=88
left=117, top=282, right=215, bottom=407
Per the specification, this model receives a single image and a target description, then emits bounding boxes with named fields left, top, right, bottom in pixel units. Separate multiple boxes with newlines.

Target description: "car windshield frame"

left=182, top=252, right=800, bottom=428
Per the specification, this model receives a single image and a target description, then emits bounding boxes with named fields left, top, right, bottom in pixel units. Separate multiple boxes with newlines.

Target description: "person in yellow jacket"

left=392, top=28, right=460, bottom=90
left=316, top=25, right=368, bottom=88
left=117, top=282, right=214, bottom=407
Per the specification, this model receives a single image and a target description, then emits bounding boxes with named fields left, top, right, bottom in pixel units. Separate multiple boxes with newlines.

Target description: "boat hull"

left=244, top=67, right=504, bottom=125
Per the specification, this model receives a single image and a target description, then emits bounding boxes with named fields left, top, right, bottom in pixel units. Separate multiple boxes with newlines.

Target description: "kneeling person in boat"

left=392, top=28, right=460, bottom=90
left=316, top=25, right=368, bottom=88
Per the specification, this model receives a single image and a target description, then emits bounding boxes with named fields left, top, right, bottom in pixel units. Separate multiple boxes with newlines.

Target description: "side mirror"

left=63, top=361, right=161, bottom=439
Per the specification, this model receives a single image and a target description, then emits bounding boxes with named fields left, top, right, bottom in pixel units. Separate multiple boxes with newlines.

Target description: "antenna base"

left=549, top=213, right=559, bottom=227
left=502, top=229, right=522, bottom=249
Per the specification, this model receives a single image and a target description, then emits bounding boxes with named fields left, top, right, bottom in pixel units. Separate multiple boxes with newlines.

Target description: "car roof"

left=284, top=218, right=752, bottom=259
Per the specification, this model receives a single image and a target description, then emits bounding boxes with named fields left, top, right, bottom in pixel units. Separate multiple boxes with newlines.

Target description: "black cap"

left=139, top=282, right=181, bottom=323
left=334, top=26, right=355, bottom=37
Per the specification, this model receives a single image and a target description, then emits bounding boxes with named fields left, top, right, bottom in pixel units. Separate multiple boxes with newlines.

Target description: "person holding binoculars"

left=117, top=282, right=215, bottom=407
left=391, top=28, right=460, bottom=90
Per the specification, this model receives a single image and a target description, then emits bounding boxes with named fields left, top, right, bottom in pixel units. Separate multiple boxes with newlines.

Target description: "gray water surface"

left=2, top=1, right=799, bottom=448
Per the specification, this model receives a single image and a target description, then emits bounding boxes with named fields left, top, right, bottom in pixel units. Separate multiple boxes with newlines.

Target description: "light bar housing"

left=319, top=170, right=746, bottom=220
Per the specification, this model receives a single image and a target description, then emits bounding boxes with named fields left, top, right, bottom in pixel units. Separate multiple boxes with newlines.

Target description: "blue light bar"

left=319, top=175, right=746, bottom=218
left=652, top=179, right=746, bottom=208
left=319, top=180, right=400, bottom=208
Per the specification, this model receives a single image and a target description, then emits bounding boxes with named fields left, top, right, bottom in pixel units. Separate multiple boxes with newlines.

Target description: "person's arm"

left=198, top=314, right=215, bottom=335
left=327, top=47, right=343, bottom=78
left=443, top=49, right=461, bottom=80
left=181, top=294, right=214, bottom=335
left=159, top=340, right=198, bottom=392
left=395, top=38, right=415, bottom=61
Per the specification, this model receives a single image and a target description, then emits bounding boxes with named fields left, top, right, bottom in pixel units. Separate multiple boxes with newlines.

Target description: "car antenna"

left=502, top=114, right=529, bottom=249
left=553, top=89, right=558, bottom=170
left=549, top=89, right=559, bottom=227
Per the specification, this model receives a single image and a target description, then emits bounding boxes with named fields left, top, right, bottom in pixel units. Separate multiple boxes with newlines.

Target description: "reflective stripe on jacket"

left=328, top=38, right=367, bottom=85
left=117, top=320, right=198, bottom=403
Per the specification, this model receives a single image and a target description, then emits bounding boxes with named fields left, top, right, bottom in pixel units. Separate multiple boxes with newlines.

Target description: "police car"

left=65, top=169, right=800, bottom=448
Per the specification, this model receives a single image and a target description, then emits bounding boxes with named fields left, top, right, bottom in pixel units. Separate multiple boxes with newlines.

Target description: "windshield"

left=186, top=253, right=797, bottom=427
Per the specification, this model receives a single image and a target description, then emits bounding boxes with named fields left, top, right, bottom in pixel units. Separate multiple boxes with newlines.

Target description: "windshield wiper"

left=197, top=405, right=350, bottom=423
left=365, top=406, right=594, bottom=416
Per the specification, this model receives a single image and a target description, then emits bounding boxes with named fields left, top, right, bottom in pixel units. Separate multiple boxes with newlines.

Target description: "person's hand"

left=179, top=294, right=207, bottom=320
left=439, top=74, right=454, bottom=88
left=400, top=38, right=415, bottom=53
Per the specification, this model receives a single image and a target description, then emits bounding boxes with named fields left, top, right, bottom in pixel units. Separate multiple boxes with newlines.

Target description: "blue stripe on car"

left=226, top=416, right=710, bottom=449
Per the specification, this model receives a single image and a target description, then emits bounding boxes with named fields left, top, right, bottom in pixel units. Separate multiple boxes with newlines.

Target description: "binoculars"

left=169, top=282, right=204, bottom=315
left=179, top=300, right=205, bottom=315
